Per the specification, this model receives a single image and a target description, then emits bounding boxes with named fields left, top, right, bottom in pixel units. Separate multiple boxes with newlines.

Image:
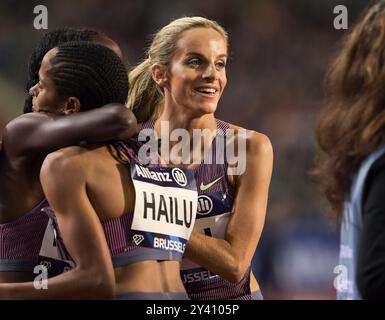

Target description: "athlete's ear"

left=151, top=63, right=169, bottom=89
left=63, top=97, right=81, bottom=115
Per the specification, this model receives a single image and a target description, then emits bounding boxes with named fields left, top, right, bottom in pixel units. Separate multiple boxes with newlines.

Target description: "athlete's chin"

left=183, top=101, right=218, bottom=117
left=31, top=100, right=37, bottom=112
left=32, top=107, right=46, bottom=113
left=197, top=102, right=218, bottom=115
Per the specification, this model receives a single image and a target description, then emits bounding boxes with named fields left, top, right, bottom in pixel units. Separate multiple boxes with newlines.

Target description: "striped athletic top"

left=38, top=138, right=194, bottom=274
left=143, top=119, right=254, bottom=300
left=39, top=204, right=74, bottom=276
left=0, top=199, right=49, bottom=272
left=102, top=139, right=190, bottom=266
left=103, top=210, right=184, bottom=266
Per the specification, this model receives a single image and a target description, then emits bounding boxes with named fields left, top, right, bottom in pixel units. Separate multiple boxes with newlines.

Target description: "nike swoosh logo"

left=200, top=176, right=223, bottom=191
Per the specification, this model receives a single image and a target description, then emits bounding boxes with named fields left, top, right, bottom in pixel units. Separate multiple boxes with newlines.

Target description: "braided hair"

left=24, top=27, right=105, bottom=113
left=48, top=41, right=128, bottom=111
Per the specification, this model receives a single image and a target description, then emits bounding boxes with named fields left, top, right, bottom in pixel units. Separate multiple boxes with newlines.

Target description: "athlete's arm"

left=0, top=148, right=115, bottom=299
left=3, top=103, right=136, bottom=157
left=184, top=132, right=273, bottom=283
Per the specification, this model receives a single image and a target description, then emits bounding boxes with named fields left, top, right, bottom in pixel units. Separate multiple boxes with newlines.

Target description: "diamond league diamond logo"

left=132, top=234, right=145, bottom=245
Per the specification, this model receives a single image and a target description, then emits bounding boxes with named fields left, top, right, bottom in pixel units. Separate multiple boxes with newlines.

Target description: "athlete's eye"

left=216, top=61, right=226, bottom=69
left=188, top=58, right=202, bottom=67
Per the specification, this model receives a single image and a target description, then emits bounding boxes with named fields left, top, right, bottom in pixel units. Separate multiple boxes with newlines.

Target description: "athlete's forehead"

left=175, top=28, right=228, bottom=59
left=39, top=48, right=58, bottom=79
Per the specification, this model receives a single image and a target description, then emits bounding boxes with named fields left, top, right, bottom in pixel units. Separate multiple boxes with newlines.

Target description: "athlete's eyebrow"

left=185, top=52, right=228, bottom=59
left=38, top=71, right=46, bottom=85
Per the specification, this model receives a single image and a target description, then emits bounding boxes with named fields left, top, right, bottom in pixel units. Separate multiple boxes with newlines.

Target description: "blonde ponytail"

left=127, top=58, right=163, bottom=123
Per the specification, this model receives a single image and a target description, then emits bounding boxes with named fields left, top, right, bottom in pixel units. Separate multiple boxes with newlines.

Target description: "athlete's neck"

left=154, top=112, right=217, bottom=165
left=155, top=112, right=217, bottom=136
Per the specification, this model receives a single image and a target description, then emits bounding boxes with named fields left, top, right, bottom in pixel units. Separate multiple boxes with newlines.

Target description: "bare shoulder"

left=4, top=113, right=51, bottom=137
left=2, top=113, right=53, bottom=155
left=228, top=123, right=273, bottom=157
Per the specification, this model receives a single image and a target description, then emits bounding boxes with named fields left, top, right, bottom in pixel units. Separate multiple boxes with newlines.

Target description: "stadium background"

left=0, top=0, right=369, bottom=299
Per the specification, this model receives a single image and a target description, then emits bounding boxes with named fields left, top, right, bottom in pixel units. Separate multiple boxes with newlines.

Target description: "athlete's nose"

left=29, top=84, right=38, bottom=97
left=202, top=63, right=218, bottom=81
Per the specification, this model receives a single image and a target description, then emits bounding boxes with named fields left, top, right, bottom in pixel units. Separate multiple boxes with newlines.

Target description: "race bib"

left=129, top=163, right=198, bottom=254
left=180, top=212, right=230, bottom=271
left=181, top=192, right=231, bottom=278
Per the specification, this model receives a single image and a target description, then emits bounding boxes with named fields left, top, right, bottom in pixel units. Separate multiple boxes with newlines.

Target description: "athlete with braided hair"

left=0, top=40, right=196, bottom=299
left=0, top=30, right=136, bottom=284
left=30, top=42, right=128, bottom=113
left=24, top=27, right=122, bottom=113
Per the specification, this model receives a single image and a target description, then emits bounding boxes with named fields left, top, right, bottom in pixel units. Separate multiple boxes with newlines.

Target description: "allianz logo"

left=136, top=164, right=187, bottom=187
left=197, top=195, right=213, bottom=215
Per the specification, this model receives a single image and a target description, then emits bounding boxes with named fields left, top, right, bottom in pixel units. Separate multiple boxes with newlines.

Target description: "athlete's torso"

left=0, top=198, right=49, bottom=282
left=0, top=133, right=46, bottom=223
left=0, top=123, right=57, bottom=282
left=38, top=140, right=196, bottom=294
left=143, top=119, right=258, bottom=299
